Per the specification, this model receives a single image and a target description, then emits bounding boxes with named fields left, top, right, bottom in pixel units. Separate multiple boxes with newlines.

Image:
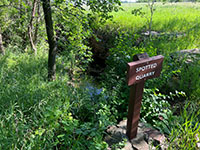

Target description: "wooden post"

left=126, top=80, right=145, bottom=139
left=126, top=53, right=164, bottom=140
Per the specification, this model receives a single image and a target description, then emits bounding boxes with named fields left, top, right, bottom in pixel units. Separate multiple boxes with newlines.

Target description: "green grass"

left=1, top=2, right=200, bottom=149
left=0, top=50, right=113, bottom=149
left=102, top=4, right=200, bottom=148
left=102, top=2, right=200, bottom=97
left=109, top=2, right=200, bottom=32
left=103, top=2, right=200, bottom=55
left=167, top=103, right=200, bottom=150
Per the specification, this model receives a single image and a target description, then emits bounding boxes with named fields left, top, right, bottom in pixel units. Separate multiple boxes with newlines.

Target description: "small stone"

left=197, top=143, right=200, bottom=148
left=138, top=122, right=145, bottom=128
left=131, top=140, right=149, bottom=150
left=130, top=129, right=149, bottom=150
left=107, top=147, right=111, bottom=150
left=123, top=141, right=134, bottom=150
left=142, top=31, right=160, bottom=36
left=145, top=129, right=165, bottom=144
left=105, top=124, right=127, bottom=147
left=115, top=127, right=126, bottom=135
left=179, top=48, right=200, bottom=55
left=131, top=130, right=145, bottom=142
left=145, top=129, right=167, bottom=150
left=117, top=120, right=127, bottom=128
left=107, top=125, right=118, bottom=134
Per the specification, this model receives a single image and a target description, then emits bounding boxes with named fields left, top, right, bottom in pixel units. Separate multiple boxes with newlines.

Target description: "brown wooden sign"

left=126, top=53, right=164, bottom=140
left=127, top=55, right=164, bottom=86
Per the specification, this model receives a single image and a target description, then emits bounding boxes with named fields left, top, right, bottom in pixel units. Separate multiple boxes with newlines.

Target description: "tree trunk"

left=19, top=0, right=22, bottom=24
left=0, top=27, right=5, bottom=55
left=42, top=0, right=56, bottom=81
left=34, top=2, right=40, bottom=44
left=148, top=0, right=155, bottom=40
left=28, top=0, right=37, bottom=55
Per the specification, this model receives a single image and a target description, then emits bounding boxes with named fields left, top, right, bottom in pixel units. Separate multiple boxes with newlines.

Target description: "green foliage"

left=141, top=89, right=171, bottom=126
left=105, top=31, right=157, bottom=78
left=99, top=3, right=200, bottom=136
left=167, top=102, right=200, bottom=150
left=108, top=2, right=200, bottom=35
left=51, top=0, right=122, bottom=74
left=1, top=2, right=200, bottom=149
left=178, top=58, right=200, bottom=96
left=152, top=53, right=200, bottom=98
left=0, top=0, right=44, bottom=50
left=0, top=1, right=123, bottom=148
left=54, top=0, right=121, bottom=20
left=53, top=3, right=91, bottom=73
left=0, top=51, right=117, bottom=149
left=146, top=90, right=187, bottom=134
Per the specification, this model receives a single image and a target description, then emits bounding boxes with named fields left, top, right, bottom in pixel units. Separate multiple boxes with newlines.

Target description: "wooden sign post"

left=126, top=53, right=164, bottom=140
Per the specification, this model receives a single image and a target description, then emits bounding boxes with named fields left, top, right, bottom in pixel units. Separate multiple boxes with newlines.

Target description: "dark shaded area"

left=88, top=29, right=118, bottom=76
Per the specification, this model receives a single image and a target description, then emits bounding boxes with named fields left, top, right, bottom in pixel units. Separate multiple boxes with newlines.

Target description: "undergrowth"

left=0, top=51, right=114, bottom=149
left=1, top=2, right=200, bottom=149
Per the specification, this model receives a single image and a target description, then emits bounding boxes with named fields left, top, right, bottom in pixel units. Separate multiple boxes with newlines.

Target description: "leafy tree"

left=132, top=0, right=156, bottom=39
left=0, top=0, right=121, bottom=80
left=42, top=0, right=121, bottom=80
left=0, top=0, right=31, bottom=50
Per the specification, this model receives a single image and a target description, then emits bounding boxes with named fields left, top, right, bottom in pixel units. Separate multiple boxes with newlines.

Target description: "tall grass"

left=168, top=103, right=200, bottom=150
left=103, top=2, right=200, bottom=55
left=109, top=2, right=200, bottom=32
left=0, top=50, right=113, bottom=149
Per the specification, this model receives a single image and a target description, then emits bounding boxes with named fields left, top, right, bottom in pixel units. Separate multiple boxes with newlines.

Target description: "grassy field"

left=103, top=2, right=200, bottom=54
left=108, top=2, right=200, bottom=32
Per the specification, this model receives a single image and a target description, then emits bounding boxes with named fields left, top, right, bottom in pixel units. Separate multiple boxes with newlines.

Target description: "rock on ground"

left=104, top=120, right=167, bottom=150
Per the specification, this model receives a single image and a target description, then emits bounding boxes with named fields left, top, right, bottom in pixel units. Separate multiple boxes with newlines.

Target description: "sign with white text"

left=126, top=54, right=164, bottom=140
left=127, top=55, right=164, bottom=86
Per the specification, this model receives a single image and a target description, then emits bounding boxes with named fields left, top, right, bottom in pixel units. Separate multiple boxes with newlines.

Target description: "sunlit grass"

left=107, top=2, right=200, bottom=32
left=104, top=2, right=200, bottom=52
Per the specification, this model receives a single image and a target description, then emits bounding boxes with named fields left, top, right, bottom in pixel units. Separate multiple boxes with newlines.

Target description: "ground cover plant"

left=0, top=51, right=116, bottom=149
left=0, top=1, right=200, bottom=149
